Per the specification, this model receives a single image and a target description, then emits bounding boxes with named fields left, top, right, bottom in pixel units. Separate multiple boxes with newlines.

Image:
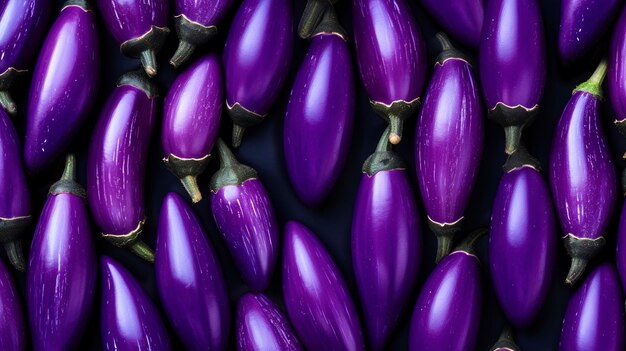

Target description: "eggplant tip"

left=139, top=50, right=158, bottom=77
left=232, top=124, right=246, bottom=148
left=181, top=175, right=202, bottom=203
left=4, top=241, right=25, bottom=272
left=128, top=240, right=155, bottom=263
left=565, top=257, right=588, bottom=285
left=389, top=133, right=401, bottom=145
left=170, top=41, right=195, bottom=68
left=0, top=90, right=17, bottom=115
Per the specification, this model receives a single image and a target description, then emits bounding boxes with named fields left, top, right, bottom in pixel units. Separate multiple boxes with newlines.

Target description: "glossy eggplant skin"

left=24, top=2, right=99, bottom=173
left=236, top=293, right=303, bottom=351
left=560, top=264, right=625, bottom=351
left=100, top=256, right=172, bottom=350
left=0, top=258, right=26, bottom=350
left=609, top=7, right=626, bottom=129
left=155, top=192, right=230, bottom=351
left=284, top=32, right=354, bottom=207
left=419, top=0, right=484, bottom=49
left=283, top=221, right=365, bottom=351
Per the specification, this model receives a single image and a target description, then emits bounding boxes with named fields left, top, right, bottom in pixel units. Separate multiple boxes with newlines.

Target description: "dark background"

left=5, top=0, right=625, bottom=350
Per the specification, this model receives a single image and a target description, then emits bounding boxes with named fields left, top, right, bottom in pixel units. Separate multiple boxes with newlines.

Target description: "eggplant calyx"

left=573, top=58, right=607, bottom=99
left=163, top=154, right=210, bottom=203
left=298, top=0, right=338, bottom=39
left=0, top=67, right=27, bottom=115
left=227, top=102, right=264, bottom=148
left=453, top=227, right=488, bottom=257
left=63, top=0, right=92, bottom=11
left=50, top=154, right=86, bottom=197
left=117, top=70, right=159, bottom=99
left=435, top=32, right=470, bottom=66
left=563, top=234, right=605, bottom=285
left=370, top=98, right=420, bottom=145
left=615, top=119, right=626, bottom=138
left=102, top=218, right=154, bottom=263
left=503, top=145, right=541, bottom=173
left=311, top=6, right=347, bottom=41
left=170, top=14, right=218, bottom=68
left=210, top=138, right=257, bottom=192
left=428, top=216, right=464, bottom=263
left=120, top=26, right=170, bottom=77
left=0, top=216, right=31, bottom=271
left=488, top=103, right=539, bottom=155
left=362, top=127, right=405, bottom=176
left=490, top=326, right=520, bottom=351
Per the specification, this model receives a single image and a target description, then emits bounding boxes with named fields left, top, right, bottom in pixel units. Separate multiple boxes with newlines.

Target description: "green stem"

left=170, top=41, right=195, bottom=68
left=61, top=154, right=76, bottom=181
left=140, top=50, right=157, bottom=77
left=4, top=241, right=25, bottom=272
left=566, top=257, right=587, bottom=285
left=216, top=138, right=238, bottom=168
left=436, top=32, right=453, bottom=51
left=232, top=124, right=246, bottom=148
left=388, top=115, right=403, bottom=144
left=375, top=127, right=392, bottom=153
left=181, top=175, right=202, bottom=203
left=574, top=58, right=607, bottom=98
left=0, top=90, right=16, bottom=115
left=128, top=240, right=155, bottom=263
left=298, top=0, right=329, bottom=39
left=456, top=228, right=488, bottom=255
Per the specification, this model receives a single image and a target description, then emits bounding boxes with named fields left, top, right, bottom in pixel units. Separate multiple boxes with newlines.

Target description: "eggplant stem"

left=170, top=41, right=195, bottom=68
left=435, top=235, right=453, bottom=263
left=298, top=0, right=329, bottom=39
left=455, top=228, right=488, bottom=255
left=375, top=127, right=392, bottom=153
left=181, top=175, right=202, bottom=203
left=139, top=50, right=157, bottom=77
left=574, top=58, right=607, bottom=98
left=566, top=257, right=587, bottom=285
left=61, top=154, right=77, bottom=181
left=0, top=90, right=16, bottom=115
left=435, top=32, right=453, bottom=51
left=216, top=138, right=238, bottom=168
left=388, top=115, right=403, bottom=144
left=504, top=125, right=522, bottom=155
left=232, top=124, right=246, bottom=148
left=490, top=325, right=520, bottom=351
left=128, top=240, right=155, bottom=263
left=4, top=241, right=25, bottom=272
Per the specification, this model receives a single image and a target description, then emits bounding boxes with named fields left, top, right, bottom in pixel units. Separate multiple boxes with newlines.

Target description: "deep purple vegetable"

left=609, top=6, right=626, bottom=136
left=419, top=0, right=484, bottom=49
left=352, top=0, right=426, bottom=144
left=480, top=0, right=546, bottom=154
left=24, top=0, right=99, bottom=174
left=284, top=9, right=354, bottom=207
left=236, top=293, right=303, bottom=351
left=97, top=0, right=169, bottom=76
left=283, top=221, right=365, bottom=351
left=490, top=327, right=521, bottom=351
left=549, top=60, right=617, bottom=285
left=0, top=258, right=26, bottom=350
left=87, top=71, right=158, bottom=262
left=416, top=34, right=484, bottom=261
left=155, top=192, right=230, bottom=351
left=560, top=263, right=625, bottom=351
left=210, top=139, right=278, bottom=291
left=352, top=128, right=421, bottom=350
left=223, top=0, right=293, bottom=147
left=100, top=256, right=172, bottom=350
left=162, top=53, right=223, bottom=203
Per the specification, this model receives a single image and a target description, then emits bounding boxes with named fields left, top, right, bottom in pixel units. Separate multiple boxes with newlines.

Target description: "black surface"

left=5, top=0, right=626, bottom=350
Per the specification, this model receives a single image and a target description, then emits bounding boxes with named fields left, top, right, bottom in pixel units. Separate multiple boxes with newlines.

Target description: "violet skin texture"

left=0, top=258, right=26, bottom=350
left=156, top=192, right=230, bottom=351
left=609, top=6, right=626, bottom=134
left=419, top=0, right=484, bottom=49
left=560, top=264, right=625, bottom=351
left=25, top=1, right=99, bottom=174
left=283, top=221, right=365, bottom=351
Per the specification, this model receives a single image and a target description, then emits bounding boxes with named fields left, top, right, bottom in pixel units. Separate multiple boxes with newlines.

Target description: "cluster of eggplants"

left=88, top=71, right=158, bottom=262
left=609, top=5, right=626, bottom=136
left=223, top=0, right=293, bottom=148
left=25, top=0, right=100, bottom=174
left=419, top=0, right=484, bottom=49
left=0, top=258, right=25, bottom=349
left=550, top=60, right=617, bottom=285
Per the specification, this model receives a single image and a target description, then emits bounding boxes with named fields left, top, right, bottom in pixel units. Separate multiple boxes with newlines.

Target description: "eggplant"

left=162, top=53, right=223, bottom=203
left=236, top=293, right=303, bottom=351
left=560, top=263, right=625, bottom=351
left=283, top=221, right=365, bottom=351
left=100, top=256, right=172, bottom=350
left=284, top=9, right=354, bottom=207
left=352, top=128, right=421, bottom=350
left=416, top=34, right=484, bottom=261
left=419, top=0, right=484, bottom=49
left=97, top=0, right=169, bottom=77
left=155, top=192, right=230, bottom=351
left=0, top=0, right=51, bottom=115
left=352, top=0, right=427, bottom=144
left=0, top=258, right=26, bottom=350
left=223, top=0, right=293, bottom=147
left=210, top=139, right=278, bottom=291
left=480, top=0, right=546, bottom=154
left=490, top=327, right=521, bottom=351
left=609, top=6, right=626, bottom=136
left=549, top=60, right=617, bottom=285
left=24, top=0, right=100, bottom=173
left=87, top=71, right=158, bottom=262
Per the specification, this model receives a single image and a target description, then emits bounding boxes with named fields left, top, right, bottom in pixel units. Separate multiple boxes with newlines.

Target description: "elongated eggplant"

left=100, top=256, right=172, bottom=350
left=352, top=0, right=426, bottom=144
left=416, top=34, right=483, bottom=261
left=237, top=293, right=303, bottom=351
left=283, top=221, right=365, bottom=351
left=480, top=0, right=546, bottom=154
left=87, top=71, right=158, bottom=262
left=97, top=0, right=169, bottom=76
left=549, top=60, right=617, bottom=285
left=27, top=155, right=96, bottom=351
left=210, top=139, right=278, bottom=291
left=419, top=0, right=484, bottom=49
left=560, top=263, right=625, bottom=351
left=155, top=192, right=230, bottom=350
left=0, top=258, right=25, bottom=350
left=284, top=9, right=353, bottom=207
left=609, top=6, right=626, bottom=135
left=162, top=53, right=223, bottom=203
left=24, top=0, right=99, bottom=173
left=352, top=128, right=421, bottom=350
left=490, top=327, right=521, bottom=351
left=223, top=0, right=293, bottom=147
left=0, top=0, right=51, bottom=115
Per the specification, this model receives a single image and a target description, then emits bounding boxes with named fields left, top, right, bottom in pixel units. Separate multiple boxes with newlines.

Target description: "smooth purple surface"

left=174, top=0, right=234, bottom=26
left=0, top=109, right=29, bottom=219
left=617, top=200, right=626, bottom=292
left=489, top=167, right=556, bottom=328
left=560, top=264, right=625, bottom=351
left=416, top=57, right=483, bottom=225
left=156, top=192, right=230, bottom=351
left=419, top=0, right=483, bottom=49
left=210, top=179, right=278, bottom=291
left=236, top=293, right=302, bottom=351
left=283, top=221, right=364, bottom=351
left=352, top=169, right=421, bottom=350
left=0, top=258, right=25, bottom=351
left=24, top=4, right=99, bottom=173
left=609, top=6, right=626, bottom=121
left=223, top=0, right=293, bottom=114
left=97, top=0, right=169, bottom=44
left=284, top=33, right=354, bottom=207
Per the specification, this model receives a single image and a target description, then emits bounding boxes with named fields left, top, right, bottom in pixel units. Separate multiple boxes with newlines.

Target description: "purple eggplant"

left=236, top=293, right=303, bottom=351
left=87, top=71, right=158, bottom=262
left=162, top=53, right=223, bottom=203
left=284, top=9, right=354, bottom=207
left=155, top=192, right=230, bottom=350
left=24, top=0, right=99, bottom=174
left=549, top=60, right=617, bottom=285
left=352, top=128, right=421, bottom=350
left=490, top=327, right=521, bottom=351
left=0, top=258, right=26, bottom=350
left=210, top=139, right=278, bottom=291
left=100, top=256, right=172, bottom=350
left=560, top=263, right=625, bottom=351
left=97, top=0, right=169, bottom=76
left=223, top=0, right=293, bottom=147
left=416, top=34, right=484, bottom=261
left=480, top=0, right=546, bottom=154
left=352, top=0, right=427, bottom=144
left=609, top=6, right=626, bottom=136
left=283, top=221, right=365, bottom=351
left=419, top=0, right=484, bottom=49
left=0, top=0, right=51, bottom=115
